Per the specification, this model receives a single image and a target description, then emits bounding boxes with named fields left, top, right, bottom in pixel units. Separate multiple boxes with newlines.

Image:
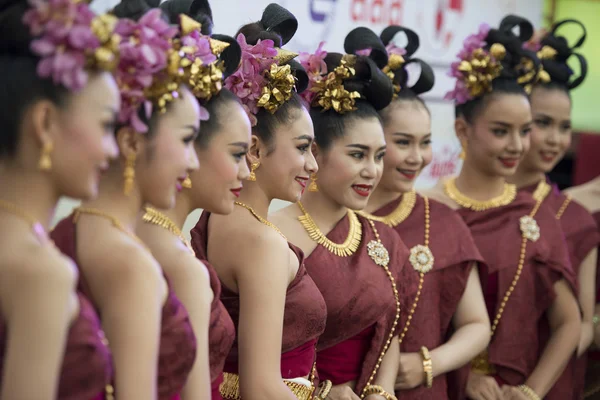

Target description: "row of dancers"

left=0, top=0, right=599, bottom=398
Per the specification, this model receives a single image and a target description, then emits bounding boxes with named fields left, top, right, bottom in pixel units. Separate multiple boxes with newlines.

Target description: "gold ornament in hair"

left=457, top=43, right=505, bottom=99
left=257, top=63, right=296, bottom=114
left=90, top=14, right=121, bottom=71
left=147, top=15, right=230, bottom=112
left=310, top=59, right=361, bottom=114
left=382, top=53, right=406, bottom=96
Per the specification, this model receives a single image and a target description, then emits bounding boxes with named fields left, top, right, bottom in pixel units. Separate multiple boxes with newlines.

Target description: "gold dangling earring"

left=248, top=161, right=260, bottom=182
left=182, top=174, right=192, bottom=189
left=308, top=173, right=318, bottom=192
left=459, top=141, right=467, bottom=160
left=123, top=153, right=136, bottom=196
left=38, top=142, right=53, bottom=171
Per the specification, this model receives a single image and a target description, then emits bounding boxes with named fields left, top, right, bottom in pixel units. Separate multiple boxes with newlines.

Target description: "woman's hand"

left=326, top=384, right=361, bottom=400
left=466, top=371, right=503, bottom=400
left=395, top=352, right=425, bottom=390
left=501, top=386, right=531, bottom=400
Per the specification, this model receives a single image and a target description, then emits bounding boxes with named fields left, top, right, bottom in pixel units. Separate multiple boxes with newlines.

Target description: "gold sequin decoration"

left=310, top=60, right=361, bottom=114
left=456, top=46, right=505, bottom=99
left=257, top=63, right=296, bottom=114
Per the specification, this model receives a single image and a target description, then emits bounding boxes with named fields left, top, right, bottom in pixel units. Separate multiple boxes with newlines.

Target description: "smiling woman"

left=425, top=14, right=582, bottom=400
left=271, top=26, right=417, bottom=400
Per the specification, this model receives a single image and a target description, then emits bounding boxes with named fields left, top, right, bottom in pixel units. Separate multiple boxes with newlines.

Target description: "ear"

left=115, top=126, right=142, bottom=161
left=246, top=134, right=261, bottom=164
left=454, top=117, right=470, bottom=148
left=30, top=99, right=61, bottom=150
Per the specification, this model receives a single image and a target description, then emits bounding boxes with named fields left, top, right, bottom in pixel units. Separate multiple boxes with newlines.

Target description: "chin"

left=346, top=197, right=369, bottom=211
left=210, top=200, right=234, bottom=216
left=151, top=193, right=176, bottom=210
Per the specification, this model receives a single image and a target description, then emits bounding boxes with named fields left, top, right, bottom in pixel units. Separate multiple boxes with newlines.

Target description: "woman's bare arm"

left=0, top=249, right=77, bottom=400
left=577, top=248, right=598, bottom=356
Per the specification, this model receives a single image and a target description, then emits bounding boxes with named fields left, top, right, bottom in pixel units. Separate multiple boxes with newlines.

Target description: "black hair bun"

left=112, top=0, right=167, bottom=21
left=540, top=19, right=587, bottom=89
left=0, top=0, right=34, bottom=57
left=210, top=33, right=241, bottom=78
left=378, top=25, right=435, bottom=96
left=160, top=0, right=213, bottom=34
left=321, top=53, right=393, bottom=111
left=236, top=3, right=298, bottom=48
left=485, top=15, right=540, bottom=85
left=344, top=27, right=388, bottom=69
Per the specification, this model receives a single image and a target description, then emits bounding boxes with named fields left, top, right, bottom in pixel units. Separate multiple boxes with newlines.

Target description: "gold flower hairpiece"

left=382, top=53, right=405, bottom=96
left=457, top=43, right=505, bottom=99
left=257, top=63, right=296, bottom=113
left=311, top=59, right=361, bottom=114
left=90, top=14, right=121, bottom=71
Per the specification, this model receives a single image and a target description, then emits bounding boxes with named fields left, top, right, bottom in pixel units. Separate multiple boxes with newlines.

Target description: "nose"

left=404, top=145, right=422, bottom=166
left=188, top=146, right=200, bottom=171
left=306, top=148, right=319, bottom=174
left=105, top=134, right=119, bottom=160
left=546, top=127, right=560, bottom=146
left=507, top=130, right=527, bottom=155
left=239, top=156, right=250, bottom=180
left=362, top=158, right=378, bottom=179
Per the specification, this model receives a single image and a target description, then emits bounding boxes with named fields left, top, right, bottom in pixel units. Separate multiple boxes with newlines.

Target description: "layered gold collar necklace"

left=142, top=207, right=194, bottom=254
left=444, top=177, right=517, bottom=211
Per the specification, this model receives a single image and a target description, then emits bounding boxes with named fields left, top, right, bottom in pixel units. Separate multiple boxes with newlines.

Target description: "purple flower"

left=298, top=41, right=328, bottom=105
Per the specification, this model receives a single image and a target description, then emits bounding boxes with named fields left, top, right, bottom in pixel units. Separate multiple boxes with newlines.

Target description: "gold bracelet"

left=362, top=384, right=398, bottom=400
left=420, top=346, right=433, bottom=388
left=315, top=380, right=332, bottom=400
left=517, top=384, right=541, bottom=400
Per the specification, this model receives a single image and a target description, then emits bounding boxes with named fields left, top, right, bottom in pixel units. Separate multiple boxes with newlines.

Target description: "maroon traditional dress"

left=522, top=179, right=600, bottom=400
left=0, top=291, right=112, bottom=400
left=367, top=192, right=484, bottom=399
left=190, top=211, right=328, bottom=399
left=303, top=211, right=415, bottom=396
left=584, top=211, right=600, bottom=399
left=204, top=260, right=235, bottom=400
left=51, top=215, right=197, bottom=400
left=449, top=190, right=575, bottom=400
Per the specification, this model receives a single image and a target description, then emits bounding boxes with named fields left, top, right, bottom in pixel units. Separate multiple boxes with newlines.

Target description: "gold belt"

left=220, top=372, right=315, bottom=400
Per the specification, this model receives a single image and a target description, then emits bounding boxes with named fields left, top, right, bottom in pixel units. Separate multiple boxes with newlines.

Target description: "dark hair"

left=194, top=88, right=242, bottom=148
left=376, top=25, right=435, bottom=120
left=0, top=0, right=70, bottom=159
left=309, top=28, right=394, bottom=150
left=159, top=0, right=213, bottom=34
left=534, top=19, right=587, bottom=96
left=235, top=3, right=309, bottom=150
left=456, top=15, right=541, bottom=123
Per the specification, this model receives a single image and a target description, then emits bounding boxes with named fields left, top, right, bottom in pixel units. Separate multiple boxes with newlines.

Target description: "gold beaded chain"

left=359, top=219, right=401, bottom=399
left=471, top=185, right=546, bottom=375
left=74, top=207, right=149, bottom=251
left=234, top=201, right=287, bottom=240
left=297, top=202, right=362, bottom=257
left=531, top=180, right=572, bottom=220
left=444, top=177, right=517, bottom=211
left=142, top=207, right=194, bottom=254
left=398, top=197, right=434, bottom=346
left=357, top=190, right=417, bottom=227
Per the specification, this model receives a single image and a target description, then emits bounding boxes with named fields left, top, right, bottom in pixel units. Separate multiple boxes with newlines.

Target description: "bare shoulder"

left=0, top=242, right=77, bottom=318
left=565, top=183, right=598, bottom=213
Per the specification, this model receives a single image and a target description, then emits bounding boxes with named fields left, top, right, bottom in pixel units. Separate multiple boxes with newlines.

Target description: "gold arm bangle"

left=361, top=384, right=398, bottom=400
left=315, top=380, right=332, bottom=399
left=517, top=384, right=541, bottom=400
left=420, top=346, right=433, bottom=388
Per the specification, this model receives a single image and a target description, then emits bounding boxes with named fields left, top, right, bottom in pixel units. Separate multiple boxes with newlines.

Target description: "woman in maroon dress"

left=567, top=175, right=600, bottom=397
left=426, top=15, right=581, bottom=400
left=51, top=2, right=201, bottom=398
left=359, top=26, right=491, bottom=400
left=190, top=4, right=328, bottom=399
left=0, top=0, right=120, bottom=398
left=137, top=2, right=248, bottom=397
left=507, top=20, right=599, bottom=399
left=272, top=28, right=412, bottom=400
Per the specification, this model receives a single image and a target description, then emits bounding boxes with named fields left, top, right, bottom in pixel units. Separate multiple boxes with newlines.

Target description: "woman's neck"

left=158, top=191, right=193, bottom=230
left=299, top=190, right=349, bottom=233
left=234, top=181, right=272, bottom=217
left=0, top=165, right=60, bottom=230
left=365, top=184, right=403, bottom=214
left=456, top=160, right=509, bottom=200
left=508, top=166, right=545, bottom=189
left=80, top=167, right=143, bottom=230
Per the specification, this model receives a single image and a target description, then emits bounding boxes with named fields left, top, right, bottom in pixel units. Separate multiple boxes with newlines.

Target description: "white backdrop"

left=54, top=0, right=544, bottom=232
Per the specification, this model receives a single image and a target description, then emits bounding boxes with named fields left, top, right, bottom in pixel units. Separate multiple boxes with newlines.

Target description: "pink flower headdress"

left=223, top=33, right=298, bottom=126
left=22, top=0, right=121, bottom=91
left=298, top=42, right=361, bottom=114
left=115, top=11, right=229, bottom=133
left=444, top=23, right=506, bottom=104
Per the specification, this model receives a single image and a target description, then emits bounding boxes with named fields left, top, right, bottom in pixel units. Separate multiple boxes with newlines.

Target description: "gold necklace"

left=531, top=179, right=572, bottom=220
left=234, top=201, right=287, bottom=240
left=297, top=202, right=362, bottom=257
left=471, top=188, right=545, bottom=376
left=74, top=207, right=148, bottom=250
left=142, top=207, right=194, bottom=254
left=444, top=177, right=517, bottom=211
left=360, top=218, right=400, bottom=399
left=357, top=190, right=417, bottom=227
left=0, top=199, right=49, bottom=244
